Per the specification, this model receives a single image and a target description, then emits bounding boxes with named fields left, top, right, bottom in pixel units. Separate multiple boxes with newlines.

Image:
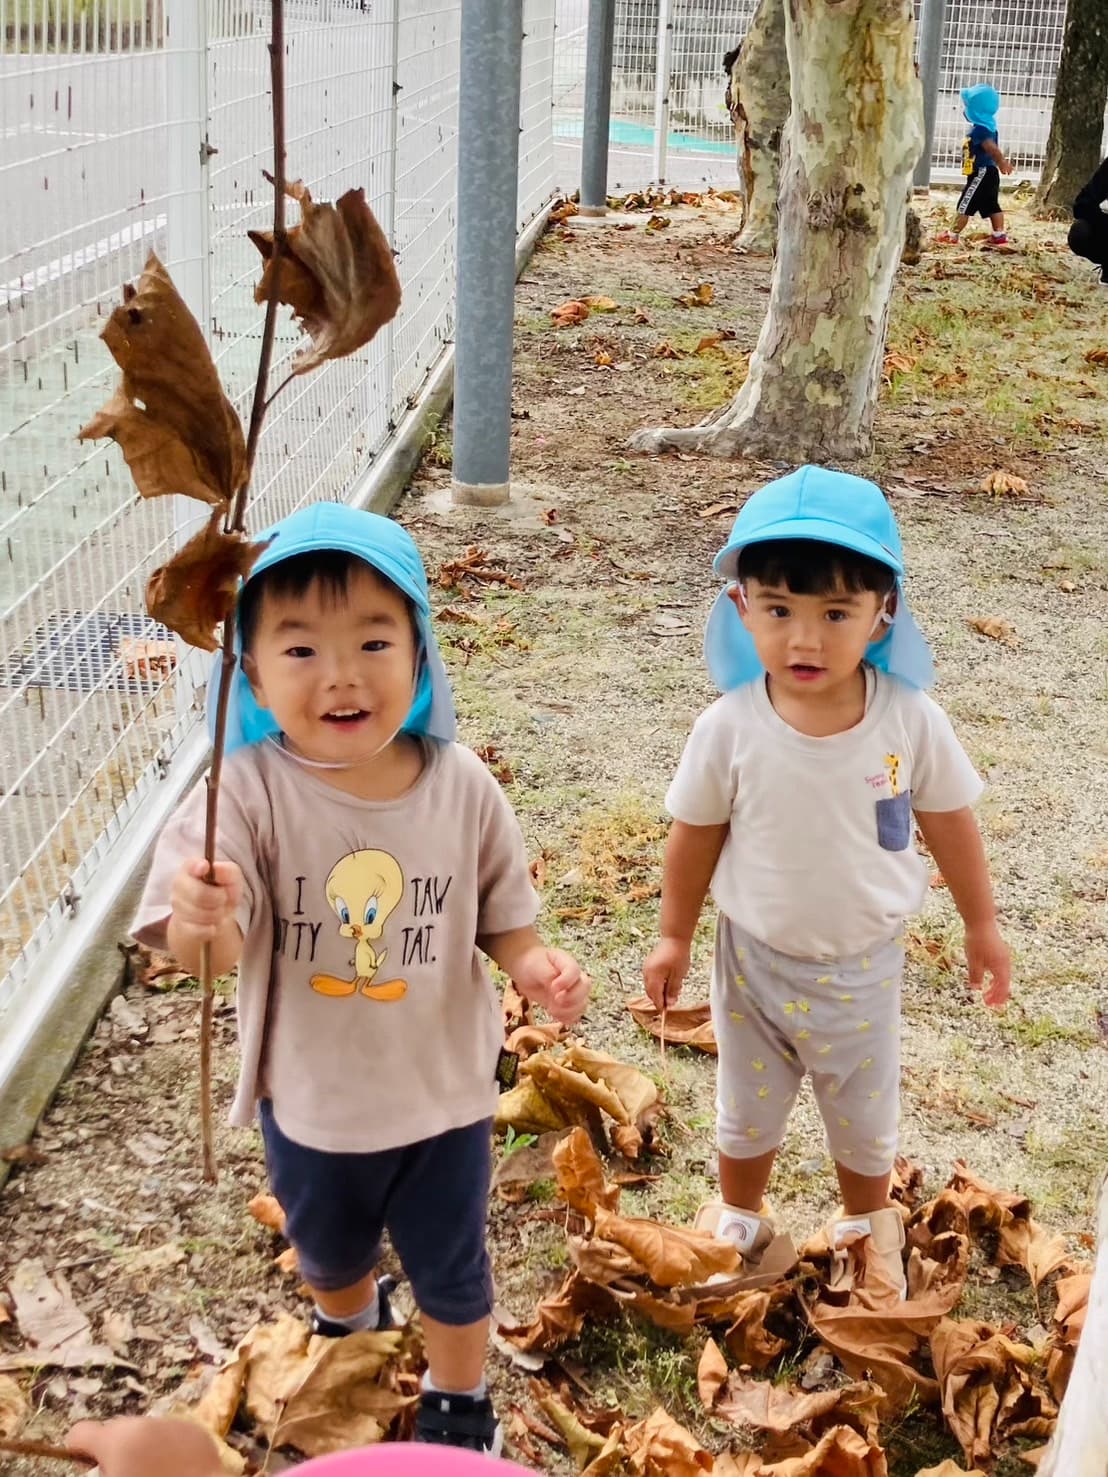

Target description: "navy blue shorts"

left=258, top=1102, right=495, bottom=1326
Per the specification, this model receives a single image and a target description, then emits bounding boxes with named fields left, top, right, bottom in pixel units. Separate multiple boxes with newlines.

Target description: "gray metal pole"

left=452, top=1, right=523, bottom=506
left=580, top=0, right=615, bottom=215
left=913, top=0, right=948, bottom=191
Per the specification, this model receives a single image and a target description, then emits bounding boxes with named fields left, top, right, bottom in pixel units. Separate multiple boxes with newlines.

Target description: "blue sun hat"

left=704, top=465, right=935, bottom=692
left=207, top=501, right=457, bottom=754
left=961, top=83, right=999, bottom=133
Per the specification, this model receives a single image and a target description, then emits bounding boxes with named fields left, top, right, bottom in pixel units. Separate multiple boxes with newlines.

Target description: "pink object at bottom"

left=296, top=1447, right=529, bottom=1476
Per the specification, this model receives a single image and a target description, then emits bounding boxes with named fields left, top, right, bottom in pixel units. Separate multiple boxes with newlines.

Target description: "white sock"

left=314, top=1283, right=380, bottom=1332
left=422, top=1369, right=487, bottom=1401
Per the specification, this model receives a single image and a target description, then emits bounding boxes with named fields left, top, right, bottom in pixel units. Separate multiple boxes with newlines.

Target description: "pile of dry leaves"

left=0, top=1001, right=1092, bottom=1473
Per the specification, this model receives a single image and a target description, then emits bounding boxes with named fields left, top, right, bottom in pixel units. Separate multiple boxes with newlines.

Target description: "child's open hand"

left=514, top=947, right=590, bottom=1025
left=642, top=936, right=691, bottom=1010
left=170, top=857, right=243, bottom=946
left=966, top=922, right=1010, bottom=1007
left=68, top=1417, right=223, bottom=1477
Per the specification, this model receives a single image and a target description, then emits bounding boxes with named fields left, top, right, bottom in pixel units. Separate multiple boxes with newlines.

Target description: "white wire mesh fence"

left=0, top=0, right=555, bottom=1044
left=553, top=0, right=1082, bottom=194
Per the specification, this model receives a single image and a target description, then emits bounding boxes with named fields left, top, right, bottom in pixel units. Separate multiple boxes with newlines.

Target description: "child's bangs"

left=239, top=550, right=407, bottom=648
left=737, top=539, right=896, bottom=597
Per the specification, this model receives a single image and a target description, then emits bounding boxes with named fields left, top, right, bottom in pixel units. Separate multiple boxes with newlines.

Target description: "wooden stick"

left=0, top=1438, right=94, bottom=1467
left=197, top=0, right=287, bottom=1184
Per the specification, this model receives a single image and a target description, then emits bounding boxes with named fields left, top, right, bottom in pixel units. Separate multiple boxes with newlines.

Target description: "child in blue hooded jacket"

left=936, top=84, right=1013, bottom=248
left=643, top=467, right=1010, bottom=1305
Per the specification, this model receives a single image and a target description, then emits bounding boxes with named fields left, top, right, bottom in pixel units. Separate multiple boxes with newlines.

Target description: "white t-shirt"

left=665, top=671, right=983, bottom=960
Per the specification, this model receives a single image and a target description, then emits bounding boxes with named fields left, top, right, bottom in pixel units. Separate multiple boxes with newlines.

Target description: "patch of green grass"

left=997, top=1008, right=1098, bottom=1051
left=421, top=412, right=453, bottom=469
left=883, top=257, right=1108, bottom=451
left=654, top=333, right=749, bottom=411
left=569, top=1317, right=703, bottom=1418
left=527, top=1177, right=557, bottom=1204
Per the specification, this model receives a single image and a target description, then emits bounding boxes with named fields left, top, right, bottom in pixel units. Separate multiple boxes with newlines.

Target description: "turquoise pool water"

left=555, top=115, right=734, bottom=157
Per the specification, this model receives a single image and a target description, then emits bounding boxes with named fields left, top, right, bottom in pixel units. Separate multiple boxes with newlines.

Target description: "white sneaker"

left=694, top=1200, right=798, bottom=1288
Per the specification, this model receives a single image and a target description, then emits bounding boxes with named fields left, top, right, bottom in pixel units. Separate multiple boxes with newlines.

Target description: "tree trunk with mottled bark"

left=630, top=0, right=922, bottom=464
left=727, top=0, right=789, bottom=253
left=1034, top=0, right=1108, bottom=219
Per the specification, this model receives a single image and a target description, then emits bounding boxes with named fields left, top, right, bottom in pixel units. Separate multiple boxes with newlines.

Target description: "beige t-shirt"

left=132, top=740, right=539, bottom=1152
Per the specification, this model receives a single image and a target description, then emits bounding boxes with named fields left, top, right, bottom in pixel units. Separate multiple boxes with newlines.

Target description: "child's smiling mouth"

left=787, top=664, right=825, bottom=681
left=322, top=708, right=370, bottom=724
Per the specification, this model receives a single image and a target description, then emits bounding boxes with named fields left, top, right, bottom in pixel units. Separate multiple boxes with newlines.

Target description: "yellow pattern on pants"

left=712, top=916, right=904, bottom=1176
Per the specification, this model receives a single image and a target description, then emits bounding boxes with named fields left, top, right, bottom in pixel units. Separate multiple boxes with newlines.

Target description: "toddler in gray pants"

left=643, top=466, right=1010, bottom=1302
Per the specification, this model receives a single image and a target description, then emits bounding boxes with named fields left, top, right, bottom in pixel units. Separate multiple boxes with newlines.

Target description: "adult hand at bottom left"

left=68, top=1418, right=223, bottom=1477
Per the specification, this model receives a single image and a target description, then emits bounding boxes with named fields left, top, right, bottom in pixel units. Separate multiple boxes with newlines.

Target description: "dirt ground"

left=2, top=190, right=1107, bottom=1475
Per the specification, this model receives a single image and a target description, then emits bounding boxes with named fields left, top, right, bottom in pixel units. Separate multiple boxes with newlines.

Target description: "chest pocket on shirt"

left=876, top=790, right=912, bottom=851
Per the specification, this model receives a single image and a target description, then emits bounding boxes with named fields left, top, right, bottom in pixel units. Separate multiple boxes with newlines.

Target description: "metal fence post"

left=580, top=0, right=615, bottom=215
left=164, top=0, right=212, bottom=717
left=914, top=0, right=948, bottom=190
left=451, top=0, right=523, bottom=506
left=652, top=0, right=673, bottom=185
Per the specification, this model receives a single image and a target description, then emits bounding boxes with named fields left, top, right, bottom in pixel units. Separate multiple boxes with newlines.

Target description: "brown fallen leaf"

left=622, top=1407, right=713, bottom=1476
left=931, top=1317, right=1055, bottom=1468
left=968, top=615, right=1017, bottom=646
left=248, top=1193, right=286, bottom=1236
left=882, top=350, right=917, bottom=380
left=627, top=995, right=717, bottom=1054
left=715, top=1373, right=883, bottom=1444
left=552, top=1127, right=621, bottom=1218
left=533, top=1388, right=608, bottom=1468
left=594, top=350, right=614, bottom=367
left=585, top=295, right=619, bottom=312
left=505, top=1023, right=566, bottom=1060
left=915, top=1464, right=988, bottom=1476
left=761, top=1425, right=888, bottom=1476
left=676, top=282, right=714, bottom=307
left=78, top=254, right=246, bottom=508
left=551, top=300, right=591, bottom=328
left=697, top=1337, right=729, bottom=1409
left=1083, top=347, right=1108, bottom=366
left=652, top=340, right=684, bottom=360
left=249, top=180, right=400, bottom=374
left=437, top=545, right=523, bottom=592
left=0, top=1375, right=28, bottom=1437
left=1045, top=1269, right=1090, bottom=1400
left=239, top=1313, right=413, bottom=1456
left=645, top=214, right=671, bottom=231
left=146, top=517, right=269, bottom=653
left=0, top=1260, right=124, bottom=1372
left=807, top=1291, right=947, bottom=1412
left=978, top=470, right=1030, bottom=498
left=497, top=1271, right=616, bottom=1353
left=473, top=742, right=514, bottom=786
left=587, top=1208, right=738, bottom=1289
left=498, top=1044, right=659, bottom=1154
left=697, top=501, right=739, bottom=520
left=723, top=1286, right=793, bottom=1370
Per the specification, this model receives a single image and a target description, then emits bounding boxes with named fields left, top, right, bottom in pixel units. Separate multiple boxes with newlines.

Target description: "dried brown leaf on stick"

left=627, top=994, right=717, bottom=1054
left=249, top=179, right=401, bottom=374
left=78, top=254, right=247, bottom=509
left=145, top=516, right=270, bottom=653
